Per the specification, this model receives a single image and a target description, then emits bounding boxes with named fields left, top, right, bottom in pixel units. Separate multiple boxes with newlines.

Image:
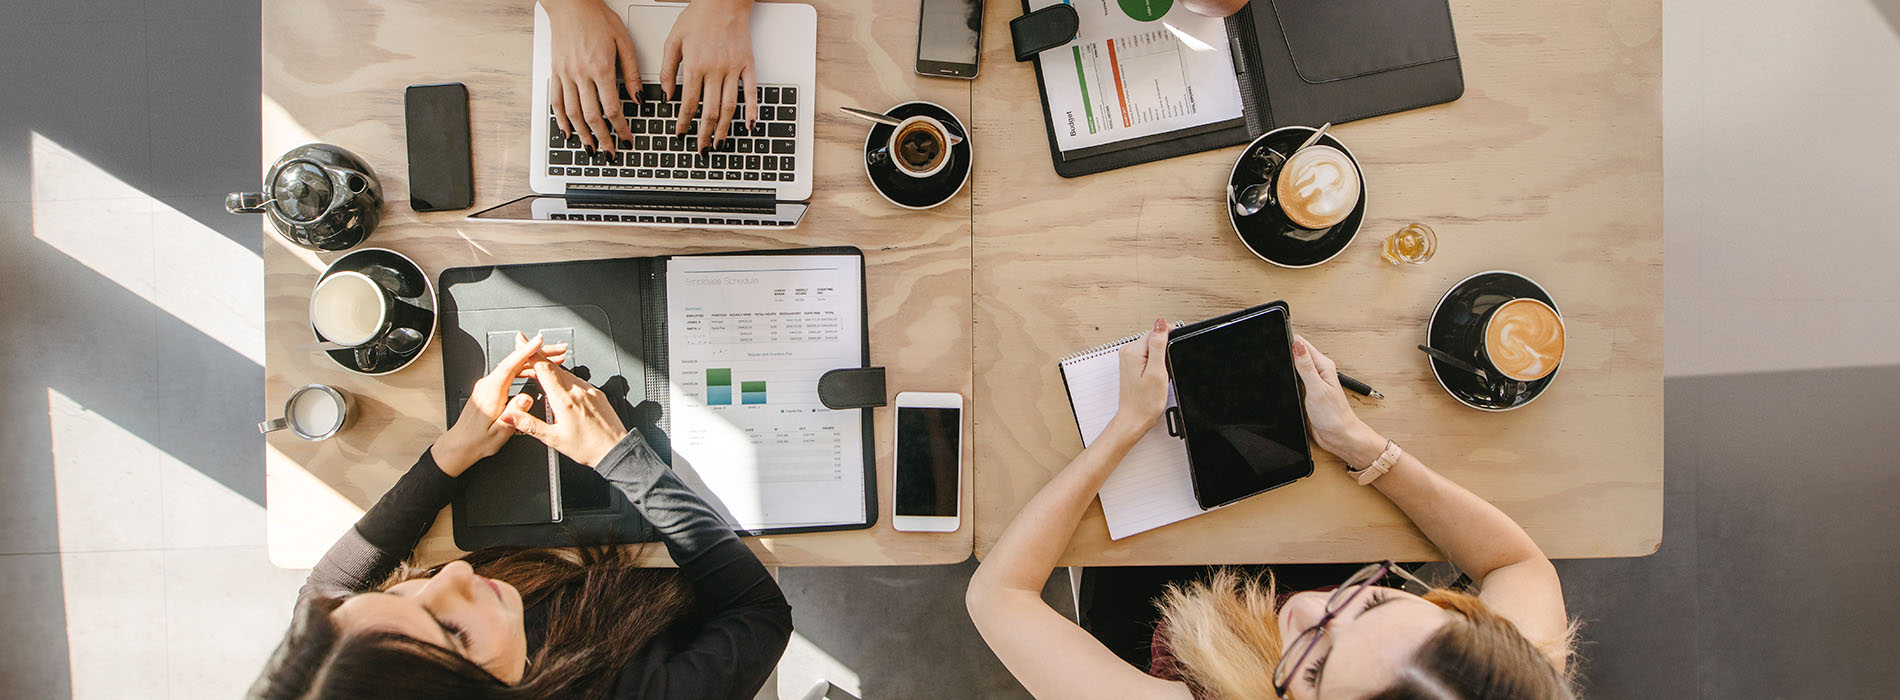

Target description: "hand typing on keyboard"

left=659, top=0, right=758, bottom=152
left=544, top=0, right=640, bottom=155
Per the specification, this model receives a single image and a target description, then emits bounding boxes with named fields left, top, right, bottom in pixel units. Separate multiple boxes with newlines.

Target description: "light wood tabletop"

left=260, top=0, right=974, bottom=569
left=969, top=0, right=1663, bottom=564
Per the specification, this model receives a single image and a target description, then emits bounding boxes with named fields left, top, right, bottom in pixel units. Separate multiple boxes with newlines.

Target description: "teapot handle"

left=226, top=192, right=269, bottom=214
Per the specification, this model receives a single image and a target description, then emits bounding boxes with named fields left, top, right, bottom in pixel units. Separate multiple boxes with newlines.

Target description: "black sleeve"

left=595, top=431, right=794, bottom=700
left=299, top=450, right=465, bottom=600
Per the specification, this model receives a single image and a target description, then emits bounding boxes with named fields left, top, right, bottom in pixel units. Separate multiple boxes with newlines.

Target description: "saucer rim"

left=1424, top=269, right=1562, bottom=412
left=313, top=247, right=438, bottom=377
left=862, top=100, right=972, bottom=211
left=1225, top=125, right=1368, bottom=269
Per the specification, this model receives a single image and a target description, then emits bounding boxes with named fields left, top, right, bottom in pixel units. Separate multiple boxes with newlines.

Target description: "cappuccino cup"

left=1477, top=298, right=1566, bottom=382
left=258, top=384, right=354, bottom=440
left=310, top=270, right=393, bottom=347
left=1271, top=144, right=1362, bottom=231
left=887, top=115, right=952, bottom=179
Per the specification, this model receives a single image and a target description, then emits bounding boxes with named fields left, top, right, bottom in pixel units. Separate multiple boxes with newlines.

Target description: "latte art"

left=1483, top=299, right=1566, bottom=381
left=1276, top=145, right=1361, bottom=229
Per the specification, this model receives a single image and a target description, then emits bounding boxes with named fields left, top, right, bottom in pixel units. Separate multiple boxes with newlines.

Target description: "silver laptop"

left=473, top=1, right=816, bottom=228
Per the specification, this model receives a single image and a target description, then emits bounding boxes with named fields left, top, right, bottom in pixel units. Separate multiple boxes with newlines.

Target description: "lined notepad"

left=1058, top=330, right=1207, bottom=540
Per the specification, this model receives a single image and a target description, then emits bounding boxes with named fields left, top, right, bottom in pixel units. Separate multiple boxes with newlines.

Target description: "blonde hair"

left=1155, top=569, right=1575, bottom=700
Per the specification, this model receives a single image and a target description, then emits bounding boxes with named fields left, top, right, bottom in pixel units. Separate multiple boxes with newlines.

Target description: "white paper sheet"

left=1032, top=0, right=1245, bottom=152
left=666, top=255, right=867, bottom=531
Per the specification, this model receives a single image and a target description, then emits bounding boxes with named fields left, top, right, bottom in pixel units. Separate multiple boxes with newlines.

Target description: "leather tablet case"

left=1013, top=0, right=1463, bottom=177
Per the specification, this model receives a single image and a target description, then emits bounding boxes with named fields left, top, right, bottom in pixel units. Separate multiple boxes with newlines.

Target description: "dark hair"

left=250, top=544, right=691, bottom=700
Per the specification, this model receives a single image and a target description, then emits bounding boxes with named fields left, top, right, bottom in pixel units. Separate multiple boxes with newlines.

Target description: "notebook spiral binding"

left=1058, top=322, right=1185, bottom=366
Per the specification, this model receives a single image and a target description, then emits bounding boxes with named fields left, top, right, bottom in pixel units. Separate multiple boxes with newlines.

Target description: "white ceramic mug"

left=258, top=384, right=355, bottom=440
left=887, top=115, right=954, bottom=179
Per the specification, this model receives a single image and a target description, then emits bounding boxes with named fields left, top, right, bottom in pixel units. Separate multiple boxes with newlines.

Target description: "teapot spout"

left=225, top=192, right=268, bottom=214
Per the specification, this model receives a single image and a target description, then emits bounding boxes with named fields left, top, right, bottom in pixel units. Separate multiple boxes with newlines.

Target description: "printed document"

left=1032, top=0, right=1245, bottom=152
left=666, top=255, right=866, bottom=531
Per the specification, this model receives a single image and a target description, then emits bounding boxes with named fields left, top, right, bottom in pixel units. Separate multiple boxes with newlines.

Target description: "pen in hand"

left=1336, top=372, right=1384, bottom=400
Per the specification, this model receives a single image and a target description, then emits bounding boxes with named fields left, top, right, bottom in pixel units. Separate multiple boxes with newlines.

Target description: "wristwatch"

left=1346, top=440, right=1402, bottom=486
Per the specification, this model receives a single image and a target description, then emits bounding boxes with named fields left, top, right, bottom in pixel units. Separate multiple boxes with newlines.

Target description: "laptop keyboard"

left=546, top=82, right=799, bottom=184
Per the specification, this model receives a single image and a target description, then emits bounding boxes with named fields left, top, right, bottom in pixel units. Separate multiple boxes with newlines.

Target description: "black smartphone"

left=915, top=0, right=983, bottom=79
left=404, top=83, right=474, bottom=212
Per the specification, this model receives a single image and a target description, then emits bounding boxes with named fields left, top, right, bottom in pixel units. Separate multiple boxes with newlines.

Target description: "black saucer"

left=1425, top=271, right=1560, bottom=411
left=863, top=101, right=971, bottom=210
left=314, top=247, right=437, bottom=376
left=1226, top=126, right=1366, bottom=268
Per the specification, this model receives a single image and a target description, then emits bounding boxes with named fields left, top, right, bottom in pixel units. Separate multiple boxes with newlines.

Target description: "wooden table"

left=261, top=0, right=974, bottom=568
left=969, top=0, right=1664, bottom=564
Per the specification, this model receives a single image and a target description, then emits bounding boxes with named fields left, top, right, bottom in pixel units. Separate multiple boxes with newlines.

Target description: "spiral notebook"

left=1057, top=326, right=1209, bottom=540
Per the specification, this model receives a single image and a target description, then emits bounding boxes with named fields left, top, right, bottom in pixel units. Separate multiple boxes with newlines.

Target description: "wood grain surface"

left=261, top=0, right=975, bottom=568
left=969, top=0, right=1664, bottom=564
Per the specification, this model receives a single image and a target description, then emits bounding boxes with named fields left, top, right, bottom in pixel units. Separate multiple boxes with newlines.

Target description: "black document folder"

left=1018, top=0, right=1464, bottom=177
left=438, top=247, right=879, bottom=550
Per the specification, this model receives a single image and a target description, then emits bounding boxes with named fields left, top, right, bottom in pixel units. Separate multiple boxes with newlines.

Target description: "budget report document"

left=1031, top=0, right=1245, bottom=152
left=665, top=255, right=868, bottom=532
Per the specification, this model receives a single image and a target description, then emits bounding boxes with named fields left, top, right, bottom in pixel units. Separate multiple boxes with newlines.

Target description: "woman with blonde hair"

left=967, top=319, right=1575, bottom=699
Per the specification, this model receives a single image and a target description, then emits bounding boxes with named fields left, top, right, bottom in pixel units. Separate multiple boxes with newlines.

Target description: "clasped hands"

left=431, top=332, right=631, bottom=477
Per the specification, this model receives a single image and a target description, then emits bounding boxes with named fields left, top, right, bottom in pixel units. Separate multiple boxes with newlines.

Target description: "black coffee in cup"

left=894, top=120, right=948, bottom=176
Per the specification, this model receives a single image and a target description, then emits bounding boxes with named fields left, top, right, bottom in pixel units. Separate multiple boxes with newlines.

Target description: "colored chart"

left=741, top=381, right=768, bottom=405
left=706, top=368, right=733, bottom=405
left=1117, top=0, right=1171, bottom=22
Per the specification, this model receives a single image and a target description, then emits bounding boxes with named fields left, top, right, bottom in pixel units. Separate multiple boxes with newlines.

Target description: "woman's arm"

left=301, top=335, right=564, bottom=598
left=1290, top=335, right=1569, bottom=666
left=503, top=362, right=791, bottom=700
left=966, top=320, right=1194, bottom=700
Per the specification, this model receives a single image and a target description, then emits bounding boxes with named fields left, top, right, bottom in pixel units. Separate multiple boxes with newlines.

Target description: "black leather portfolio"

left=1014, top=0, right=1464, bottom=177
left=438, top=247, right=881, bottom=549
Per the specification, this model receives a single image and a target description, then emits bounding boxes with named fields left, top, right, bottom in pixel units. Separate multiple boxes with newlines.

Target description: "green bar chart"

left=741, top=380, right=768, bottom=405
left=707, top=368, right=732, bottom=405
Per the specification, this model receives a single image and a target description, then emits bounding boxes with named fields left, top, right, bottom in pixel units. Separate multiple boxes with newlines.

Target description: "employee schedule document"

left=1032, top=0, right=1245, bottom=152
left=666, top=255, right=867, bottom=532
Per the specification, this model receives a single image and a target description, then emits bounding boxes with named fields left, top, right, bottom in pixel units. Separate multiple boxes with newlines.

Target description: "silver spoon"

left=1231, top=125, right=1327, bottom=217
left=1417, top=344, right=1489, bottom=384
left=384, top=327, right=426, bottom=355
left=839, top=106, right=964, bottom=145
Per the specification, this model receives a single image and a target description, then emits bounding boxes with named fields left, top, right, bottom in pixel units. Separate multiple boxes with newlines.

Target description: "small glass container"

left=1381, top=223, right=1437, bottom=265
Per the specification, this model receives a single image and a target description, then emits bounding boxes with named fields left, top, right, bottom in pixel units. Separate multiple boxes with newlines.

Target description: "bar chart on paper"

left=665, top=254, right=868, bottom=530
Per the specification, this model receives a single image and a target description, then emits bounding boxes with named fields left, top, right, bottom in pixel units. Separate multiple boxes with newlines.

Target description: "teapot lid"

left=269, top=160, right=333, bottom=222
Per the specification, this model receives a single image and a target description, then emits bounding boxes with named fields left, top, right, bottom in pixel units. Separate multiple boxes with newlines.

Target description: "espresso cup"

left=888, top=115, right=952, bottom=179
left=258, top=384, right=355, bottom=440
left=1476, top=298, right=1566, bottom=382
left=310, top=270, right=394, bottom=347
left=1270, top=144, right=1362, bottom=231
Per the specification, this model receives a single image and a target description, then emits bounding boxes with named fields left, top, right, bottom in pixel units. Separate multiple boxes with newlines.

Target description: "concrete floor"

left=3, top=0, right=1898, bottom=698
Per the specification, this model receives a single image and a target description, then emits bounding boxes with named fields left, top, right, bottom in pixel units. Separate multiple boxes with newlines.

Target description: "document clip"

left=1011, top=3, right=1080, bottom=62
left=1164, top=406, right=1184, bottom=439
left=817, top=367, right=887, bottom=410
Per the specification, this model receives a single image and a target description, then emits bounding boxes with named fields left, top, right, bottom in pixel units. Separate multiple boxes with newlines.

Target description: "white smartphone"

left=893, top=391, right=964, bottom=532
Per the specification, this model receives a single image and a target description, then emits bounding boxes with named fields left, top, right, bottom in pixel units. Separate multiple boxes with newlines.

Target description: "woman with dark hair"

left=251, top=334, right=791, bottom=699
left=967, top=320, right=1576, bottom=700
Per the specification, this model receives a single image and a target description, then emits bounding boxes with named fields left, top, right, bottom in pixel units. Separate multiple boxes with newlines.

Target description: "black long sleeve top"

left=299, top=430, right=792, bottom=700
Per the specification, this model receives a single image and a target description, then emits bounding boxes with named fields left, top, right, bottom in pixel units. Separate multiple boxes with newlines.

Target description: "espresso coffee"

left=310, top=271, right=388, bottom=346
left=894, top=121, right=947, bottom=176
left=1275, top=145, right=1361, bottom=229
left=1483, top=298, right=1566, bottom=381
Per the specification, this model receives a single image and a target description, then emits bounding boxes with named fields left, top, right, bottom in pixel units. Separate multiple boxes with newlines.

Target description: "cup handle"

left=258, top=417, right=288, bottom=434
left=866, top=147, right=889, bottom=168
left=226, top=192, right=268, bottom=214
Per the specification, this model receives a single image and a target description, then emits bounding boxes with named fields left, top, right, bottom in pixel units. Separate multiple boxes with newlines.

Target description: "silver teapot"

left=227, top=144, right=383, bottom=251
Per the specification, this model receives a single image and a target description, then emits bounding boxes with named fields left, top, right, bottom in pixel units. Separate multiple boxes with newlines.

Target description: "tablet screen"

left=1168, top=304, right=1313, bottom=509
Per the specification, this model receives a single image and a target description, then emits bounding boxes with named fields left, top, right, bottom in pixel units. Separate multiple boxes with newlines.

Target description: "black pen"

left=1337, top=372, right=1384, bottom=400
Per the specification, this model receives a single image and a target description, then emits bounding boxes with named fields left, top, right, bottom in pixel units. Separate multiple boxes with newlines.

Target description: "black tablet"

left=1165, top=301, right=1314, bottom=509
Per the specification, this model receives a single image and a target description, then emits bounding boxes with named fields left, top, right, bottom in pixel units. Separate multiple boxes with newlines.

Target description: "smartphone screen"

left=896, top=406, right=961, bottom=517
left=404, top=83, right=473, bottom=212
left=916, top=0, right=983, bottom=78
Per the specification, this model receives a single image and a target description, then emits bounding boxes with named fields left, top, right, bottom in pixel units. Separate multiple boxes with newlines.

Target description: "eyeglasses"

left=1271, top=561, right=1431, bottom=697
